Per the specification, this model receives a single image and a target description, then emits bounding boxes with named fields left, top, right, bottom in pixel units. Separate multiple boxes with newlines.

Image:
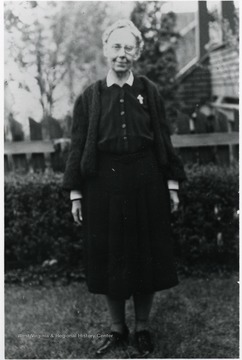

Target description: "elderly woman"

left=63, top=19, right=186, bottom=357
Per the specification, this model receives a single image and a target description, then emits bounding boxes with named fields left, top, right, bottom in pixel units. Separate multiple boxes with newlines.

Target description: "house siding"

left=176, top=57, right=211, bottom=115
left=209, top=46, right=239, bottom=98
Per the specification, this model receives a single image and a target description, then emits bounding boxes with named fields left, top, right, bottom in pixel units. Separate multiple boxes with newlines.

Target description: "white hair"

left=102, top=19, right=144, bottom=52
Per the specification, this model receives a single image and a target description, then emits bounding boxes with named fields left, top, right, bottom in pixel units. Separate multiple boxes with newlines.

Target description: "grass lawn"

left=5, top=272, right=239, bottom=359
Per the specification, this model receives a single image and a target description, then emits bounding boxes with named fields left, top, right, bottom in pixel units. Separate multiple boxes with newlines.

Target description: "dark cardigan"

left=63, top=75, right=186, bottom=191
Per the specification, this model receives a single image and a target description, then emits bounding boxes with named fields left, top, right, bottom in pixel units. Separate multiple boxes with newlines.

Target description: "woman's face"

left=104, top=28, right=139, bottom=74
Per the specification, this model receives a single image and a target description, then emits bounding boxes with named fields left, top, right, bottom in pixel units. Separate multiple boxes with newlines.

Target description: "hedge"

left=171, top=164, right=239, bottom=269
left=5, top=165, right=239, bottom=283
left=4, top=172, right=83, bottom=277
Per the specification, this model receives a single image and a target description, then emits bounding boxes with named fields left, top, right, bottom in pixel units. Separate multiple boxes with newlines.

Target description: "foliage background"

left=5, top=1, right=132, bottom=136
left=5, top=1, right=185, bottom=137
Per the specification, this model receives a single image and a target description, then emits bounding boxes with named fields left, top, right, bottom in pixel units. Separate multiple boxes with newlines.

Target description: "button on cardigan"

left=63, top=74, right=186, bottom=194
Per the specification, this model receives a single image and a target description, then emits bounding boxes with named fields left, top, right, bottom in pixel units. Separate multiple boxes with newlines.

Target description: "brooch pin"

left=137, top=94, right=144, bottom=104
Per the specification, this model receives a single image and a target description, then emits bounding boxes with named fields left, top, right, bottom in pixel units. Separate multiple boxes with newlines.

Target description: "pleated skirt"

left=81, top=147, right=178, bottom=299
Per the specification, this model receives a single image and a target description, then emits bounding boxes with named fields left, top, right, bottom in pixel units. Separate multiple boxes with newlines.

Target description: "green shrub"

left=4, top=165, right=239, bottom=283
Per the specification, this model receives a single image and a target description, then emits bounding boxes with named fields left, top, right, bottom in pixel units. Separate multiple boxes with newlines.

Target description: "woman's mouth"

left=115, top=62, right=127, bottom=66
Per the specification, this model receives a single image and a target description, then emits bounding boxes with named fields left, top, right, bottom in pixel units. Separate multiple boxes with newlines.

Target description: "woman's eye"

left=112, top=45, right=121, bottom=50
left=125, top=46, right=134, bottom=52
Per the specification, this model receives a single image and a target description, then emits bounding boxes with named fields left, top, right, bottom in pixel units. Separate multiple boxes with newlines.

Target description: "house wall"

left=209, top=46, right=239, bottom=98
left=176, top=57, right=211, bottom=115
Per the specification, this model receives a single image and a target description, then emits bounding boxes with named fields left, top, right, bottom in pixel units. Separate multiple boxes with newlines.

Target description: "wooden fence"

left=4, top=132, right=239, bottom=174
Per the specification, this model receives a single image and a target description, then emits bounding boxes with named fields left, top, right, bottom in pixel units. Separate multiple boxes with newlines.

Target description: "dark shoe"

left=96, top=325, right=129, bottom=356
left=134, top=330, right=154, bottom=357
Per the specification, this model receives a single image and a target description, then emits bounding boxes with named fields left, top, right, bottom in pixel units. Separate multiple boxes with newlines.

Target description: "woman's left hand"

left=169, top=190, right=179, bottom=212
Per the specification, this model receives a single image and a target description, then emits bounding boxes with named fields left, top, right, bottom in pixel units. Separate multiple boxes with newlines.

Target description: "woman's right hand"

left=71, top=200, right=83, bottom=225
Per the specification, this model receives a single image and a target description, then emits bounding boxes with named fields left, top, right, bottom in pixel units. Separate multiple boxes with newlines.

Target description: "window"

left=160, top=1, right=199, bottom=77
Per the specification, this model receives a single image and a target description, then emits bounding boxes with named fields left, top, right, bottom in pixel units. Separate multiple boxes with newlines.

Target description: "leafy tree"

left=131, top=1, right=181, bottom=130
left=5, top=2, right=66, bottom=118
left=4, top=1, right=109, bottom=120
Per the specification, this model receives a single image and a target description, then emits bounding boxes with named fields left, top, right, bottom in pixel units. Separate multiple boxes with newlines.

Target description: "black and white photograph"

left=4, top=1, right=239, bottom=359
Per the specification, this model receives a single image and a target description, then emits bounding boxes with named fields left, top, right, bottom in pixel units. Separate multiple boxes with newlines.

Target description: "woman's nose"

left=118, top=46, right=126, bottom=56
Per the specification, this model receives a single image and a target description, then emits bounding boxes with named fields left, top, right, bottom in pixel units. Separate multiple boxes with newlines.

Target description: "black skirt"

left=81, top=147, right=178, bottom=299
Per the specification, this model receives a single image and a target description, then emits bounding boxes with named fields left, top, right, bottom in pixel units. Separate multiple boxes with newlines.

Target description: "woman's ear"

left=133, top=48, right=141, bottom=61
